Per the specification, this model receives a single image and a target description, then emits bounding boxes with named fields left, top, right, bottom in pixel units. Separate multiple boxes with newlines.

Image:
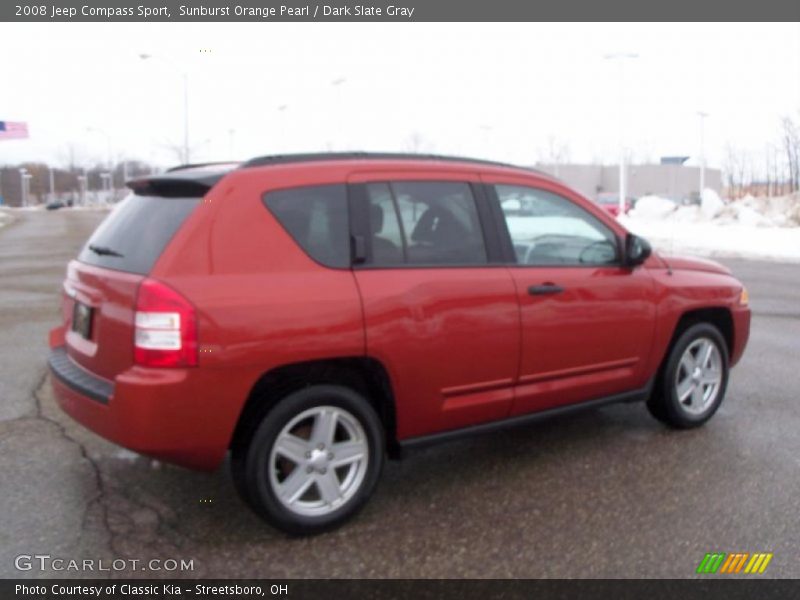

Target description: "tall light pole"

left=605, top=52, right=639, bottom=215
left=228, top=128, right=236, bottom=158
left=19, top=168, right=28, bottom=207
left=331, top=77, right=347, bottom=150
left=478, top=124, right=493, bottom=158
left=276, top=104, right=289, bottom=152
left=697, top=111, right=709, bottom=196
left=140, top=53, right=190, bottom=164
left=86, top=126, right=112, bottom=167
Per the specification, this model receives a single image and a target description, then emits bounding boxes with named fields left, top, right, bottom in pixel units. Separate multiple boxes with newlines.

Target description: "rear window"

left=77, top=194, right=200, bottom=275
left=262, top=184, right=350, bottom=268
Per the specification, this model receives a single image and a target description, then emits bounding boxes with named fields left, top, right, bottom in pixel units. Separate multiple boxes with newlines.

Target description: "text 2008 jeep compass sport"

left=48, top=153, right=750, bottom=534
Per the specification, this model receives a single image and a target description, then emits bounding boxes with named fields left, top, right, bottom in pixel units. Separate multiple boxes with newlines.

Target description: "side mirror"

left=624, top=234, right=652, bottom=267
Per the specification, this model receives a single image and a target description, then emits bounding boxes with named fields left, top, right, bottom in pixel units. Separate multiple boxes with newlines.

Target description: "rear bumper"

left=48, top=345, right=243, bottom=471
left=49, top=347, right=113, bottom=404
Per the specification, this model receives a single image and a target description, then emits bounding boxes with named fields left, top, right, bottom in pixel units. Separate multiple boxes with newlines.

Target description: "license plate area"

left=72, top=301, right=93, bottom=340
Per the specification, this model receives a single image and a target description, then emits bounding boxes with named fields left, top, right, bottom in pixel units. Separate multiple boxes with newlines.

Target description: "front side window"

left=494, top=185, right=619, bottom=266
left=263, top=184, right=350, bottom=268
left=365, top=181, right=488, bottom=266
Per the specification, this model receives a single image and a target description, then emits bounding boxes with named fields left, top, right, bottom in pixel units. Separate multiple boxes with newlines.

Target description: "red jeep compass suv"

left=48, top=153, right=750, bottom=534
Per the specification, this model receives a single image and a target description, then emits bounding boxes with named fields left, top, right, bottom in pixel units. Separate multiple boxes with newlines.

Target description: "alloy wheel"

left=674, top=337, right=723, bottom=416
left=268, top=405, right=369, bottom=517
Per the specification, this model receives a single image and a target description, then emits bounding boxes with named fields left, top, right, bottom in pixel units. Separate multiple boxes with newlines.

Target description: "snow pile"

left=8, top=205, right=45, bottom=211
left=0, top=208, right=14, bottom=230
left=724, top=194, right=800, bottom=227
left=621, top=190, right=800, bottom=262
left=71, top=204, right=115, bottom=211
left=700, top=189, right=725, bottom=219
left=629, top=195, right=676, bottom=219
left=734, top=205, right=772, bottom=228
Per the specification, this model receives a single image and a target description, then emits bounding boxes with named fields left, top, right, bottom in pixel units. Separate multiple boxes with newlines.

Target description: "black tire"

left=647, top=322, right=729, bottom=428
left=233, top=385, right=384, bottom=535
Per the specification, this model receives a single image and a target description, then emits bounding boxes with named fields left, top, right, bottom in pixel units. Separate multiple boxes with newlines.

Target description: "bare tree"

left=781, top=116, right=800, bottom=192
left=538, top=135, right=571, bottom=165
left=57, top=143, right=83, bottom=172
left=723, top=144, right=740, bottom=197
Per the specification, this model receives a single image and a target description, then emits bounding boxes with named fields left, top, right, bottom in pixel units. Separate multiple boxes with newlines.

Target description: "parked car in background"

left=595, top=192, right=634, bottom=216
left=45, top=199, right=66, bottom=211
left=48, top=153, right=750, bottom=535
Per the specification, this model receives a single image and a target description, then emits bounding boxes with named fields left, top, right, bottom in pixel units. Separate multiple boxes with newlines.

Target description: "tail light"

left=134, top=278, right=198, bottom=368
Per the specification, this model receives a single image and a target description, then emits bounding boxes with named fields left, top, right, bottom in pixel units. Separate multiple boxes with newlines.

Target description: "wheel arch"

left=229, top=356, right=400, bottom=459
left=658, top=306, right=734, bottom=376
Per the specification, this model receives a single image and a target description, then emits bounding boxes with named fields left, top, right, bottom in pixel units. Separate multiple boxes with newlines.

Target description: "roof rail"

left=241, top=152, right=538, bottom=172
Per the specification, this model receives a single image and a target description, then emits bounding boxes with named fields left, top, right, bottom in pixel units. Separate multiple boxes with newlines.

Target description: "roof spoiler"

left=126, top=166, right=232, bottom=197
left=126, top=177, right=217, bottom=197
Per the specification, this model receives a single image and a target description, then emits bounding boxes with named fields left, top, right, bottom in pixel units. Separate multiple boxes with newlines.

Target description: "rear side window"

left=365, top=181, right=488, bottom=266
left=263, top=184, right=350, bottom=268
left=78, top=195, right=200, bottom=275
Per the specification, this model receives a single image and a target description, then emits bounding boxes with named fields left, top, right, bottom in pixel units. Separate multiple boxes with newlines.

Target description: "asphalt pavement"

left=0, top=208, right=798, bottom=578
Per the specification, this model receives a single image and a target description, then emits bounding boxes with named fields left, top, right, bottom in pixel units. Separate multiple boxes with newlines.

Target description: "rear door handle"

left=528, top=283, right=564, bottom=296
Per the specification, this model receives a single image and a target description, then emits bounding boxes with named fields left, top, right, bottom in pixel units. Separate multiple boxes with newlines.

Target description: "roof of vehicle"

left=240, top=152, right=541, bottom=172
left=127, top=153, right=551, bottom=195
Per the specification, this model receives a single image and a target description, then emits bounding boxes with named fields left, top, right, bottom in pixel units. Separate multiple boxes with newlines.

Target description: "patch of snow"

left=735, top=205, right=772, bottom=228
left=672, top=205, right=702, bottom=222
left=7, top=205, right=45, bottom=211
left=622, top=192, right=800, bottom=262
left=629, top=195, right=677, bottom=220
left=113, top=449, right=142, bottom=462
left=0, top=208, right=16, bottom=230
left=700, top=188, right=725, bottom=219
left=70, top=204, right=115, bottom=211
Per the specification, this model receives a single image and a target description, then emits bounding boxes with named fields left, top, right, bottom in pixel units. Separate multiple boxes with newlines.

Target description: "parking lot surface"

left=1, top=209, right=798, bottom=578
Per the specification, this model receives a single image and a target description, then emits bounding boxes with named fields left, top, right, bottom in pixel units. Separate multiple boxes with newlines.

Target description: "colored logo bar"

left=697, top=552, right=773, bottom=574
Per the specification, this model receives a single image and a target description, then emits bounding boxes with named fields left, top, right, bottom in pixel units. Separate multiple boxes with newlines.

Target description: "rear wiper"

left=88, top=244, right=124, bottom=258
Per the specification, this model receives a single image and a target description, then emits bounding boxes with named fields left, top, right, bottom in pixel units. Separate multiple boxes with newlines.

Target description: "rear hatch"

left=63, top=193, right=202, bottom=380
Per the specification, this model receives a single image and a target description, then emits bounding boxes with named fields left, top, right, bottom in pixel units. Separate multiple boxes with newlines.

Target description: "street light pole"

left=182, top=72, right=189, bottom=163
left=140, top=53, right=190, bottom=164
left=479, top=124, right=492, bottom=157
left=604, top=52, right=639, bottom=215
left=86, top=126, right=113, bottom=182
left=331, top=77, right=347, bottom=150
left=19, top=168, right=27, bottom=207
left=697, top=111, right=709, bottom=196
left=276, top=104, right=289, bottom=152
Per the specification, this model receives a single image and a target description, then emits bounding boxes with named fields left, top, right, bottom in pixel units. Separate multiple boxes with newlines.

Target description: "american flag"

left=0, top=121, right=29, bottom=140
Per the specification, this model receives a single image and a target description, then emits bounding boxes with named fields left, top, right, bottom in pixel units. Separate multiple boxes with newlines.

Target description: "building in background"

left=535, top=157, right=722, bottom=202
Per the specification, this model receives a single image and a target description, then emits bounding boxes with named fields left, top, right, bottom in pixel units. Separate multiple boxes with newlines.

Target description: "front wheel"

left=647, top=323, right=729, bottom=428
left=233, top=385, right=384, bottom=535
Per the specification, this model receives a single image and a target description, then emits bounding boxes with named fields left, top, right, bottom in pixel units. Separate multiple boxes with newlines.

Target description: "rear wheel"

left=233, top=385, right=384, bottom=535
left=647, top=323, right=729, bottom=428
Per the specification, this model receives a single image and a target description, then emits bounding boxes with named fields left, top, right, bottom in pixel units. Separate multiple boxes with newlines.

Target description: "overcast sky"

left=0, top=22, right=798, bottom=171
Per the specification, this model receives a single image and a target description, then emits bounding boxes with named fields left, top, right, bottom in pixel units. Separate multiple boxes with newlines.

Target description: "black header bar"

left=3, top=0, right=799, bottom=22
left=4, top=579, right=800, bottom=600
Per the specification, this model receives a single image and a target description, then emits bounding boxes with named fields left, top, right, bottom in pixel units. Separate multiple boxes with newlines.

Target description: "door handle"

left=528, top=283, right=564, bottom=296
